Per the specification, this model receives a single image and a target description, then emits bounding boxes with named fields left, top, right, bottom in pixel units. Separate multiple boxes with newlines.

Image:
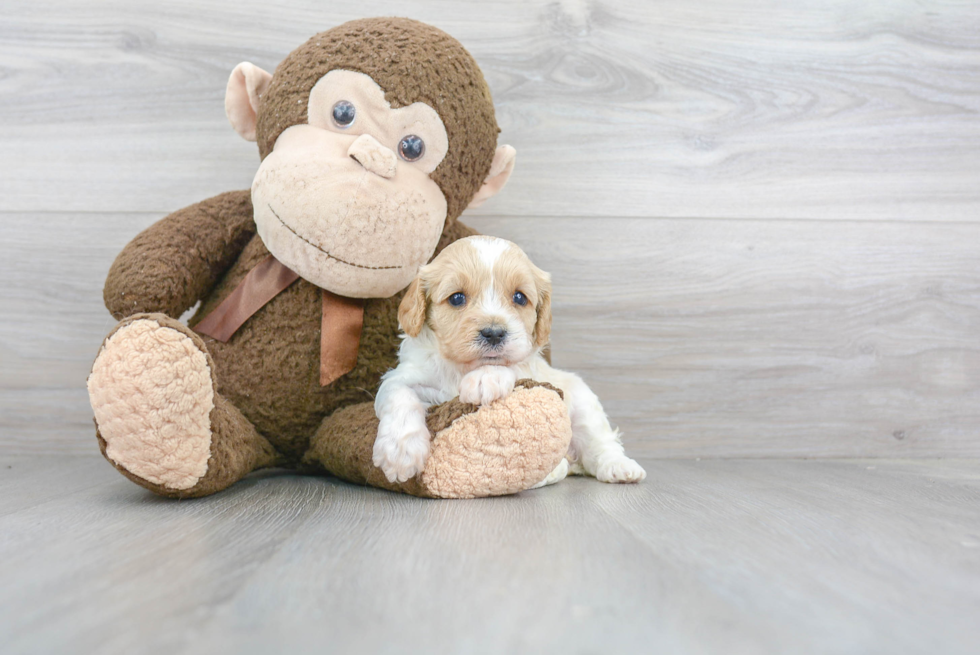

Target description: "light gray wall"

left=2, top=0, right=979, bottom=456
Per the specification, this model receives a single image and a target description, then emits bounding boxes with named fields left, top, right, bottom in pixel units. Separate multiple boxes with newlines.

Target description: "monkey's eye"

left=398, top=135, right=425, bottom=162
left=513, top=291, right=528, bottom=306
left=332, top=100, right=355, bottom=128
left=448, top=292, right=466, bottom=307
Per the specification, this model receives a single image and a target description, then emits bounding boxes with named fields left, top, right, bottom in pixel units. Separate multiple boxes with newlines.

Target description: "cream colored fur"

left=467, top=145, right=517, bottom=209
left=251, top=127, right=447, bottom=299
left=421, top=385, right=572, bottom=498
left=228, top=67, right=517, bottom=299
left=225, top=62, right=273, bottom=142
left=374, top=236, right=646, bottom=485
left=307, top=70, right=449, bottom=174
left=348, top=133, right=398, bottom=179
left=247, top=71, right=451, bottom=298
left=88, top=319, right=214, bottom=490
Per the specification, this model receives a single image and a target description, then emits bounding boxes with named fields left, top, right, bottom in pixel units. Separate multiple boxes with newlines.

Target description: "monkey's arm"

left=104, top=190, right=256, bottom=320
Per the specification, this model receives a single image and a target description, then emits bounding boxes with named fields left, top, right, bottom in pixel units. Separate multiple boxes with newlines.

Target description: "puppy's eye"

left=332, top=100, right=355, bottom=128
left=448, top=292, right=466, bottom=307
left=513, top=291, right=528, bottom=306
left=398, top=135, right=425, bottom=162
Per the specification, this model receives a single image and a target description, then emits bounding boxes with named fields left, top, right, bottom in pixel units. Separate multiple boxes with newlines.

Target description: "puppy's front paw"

left=596, top=457, right=646, bottom=484
left=459, top=366, right=517, bottom=405
left=373, top=416, right=431, bottom=483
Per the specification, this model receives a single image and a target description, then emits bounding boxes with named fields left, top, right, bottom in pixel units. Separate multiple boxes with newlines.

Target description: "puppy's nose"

left=348, top=134, right=397, bottom=179
left=479, top=326, right=507, bottom=347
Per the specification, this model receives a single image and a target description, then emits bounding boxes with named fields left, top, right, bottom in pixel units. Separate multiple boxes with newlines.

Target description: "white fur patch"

left=88, top=320, right=214, bottom=490
left=478, top=286, right=507, bottom=316
left=470, top=236, right=511, bottom=318
left=459, top=365, right=517, bottom=405
left=375, top=236, right=646, bottom=484
left=373, top=383, right=431, bottom=482
left=470, top=235, right=511, bottom=267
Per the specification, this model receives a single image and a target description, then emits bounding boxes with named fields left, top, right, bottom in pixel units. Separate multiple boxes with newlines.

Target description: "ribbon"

left=194, top=254, right=365, bottom=386
left=193, top=255, right=300, bottom=342
left=319, top=290, right=365, bottom=386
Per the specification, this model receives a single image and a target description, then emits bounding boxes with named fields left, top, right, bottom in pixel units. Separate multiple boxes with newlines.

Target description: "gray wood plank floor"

left=2, top=456, right=978, bottom=655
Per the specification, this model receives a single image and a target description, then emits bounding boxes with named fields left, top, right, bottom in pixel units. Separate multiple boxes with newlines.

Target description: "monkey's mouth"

left=268, top=204, right=402, bottom=271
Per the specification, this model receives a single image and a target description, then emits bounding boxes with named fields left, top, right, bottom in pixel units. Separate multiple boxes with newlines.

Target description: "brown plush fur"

left=301, top=380, right=569, bottom=499
left=105, top=191, right=475, bottom=465
left=256, top=17, right=499, bottom=225
left=190, top=195, right=478, bottom=464
left=105, top=190, right=477, bottom=468
left=92, top=18, right=568, bottom=499
left=104, top=191, right=256, bottom=320
left=94, top=313, right=282, bottom=499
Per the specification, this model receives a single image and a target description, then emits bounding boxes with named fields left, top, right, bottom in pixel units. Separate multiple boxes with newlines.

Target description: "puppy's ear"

left=398, top=277, right=428, bottom=337
left=532, top=267, right=553, bottom=349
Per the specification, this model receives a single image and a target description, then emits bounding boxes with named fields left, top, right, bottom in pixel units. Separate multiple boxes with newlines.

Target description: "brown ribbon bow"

left=194, top=255, right=364, bottom=386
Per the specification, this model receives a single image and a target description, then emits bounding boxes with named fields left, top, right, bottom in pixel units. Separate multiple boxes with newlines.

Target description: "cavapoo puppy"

left=373, top=235, right=646, bottom=488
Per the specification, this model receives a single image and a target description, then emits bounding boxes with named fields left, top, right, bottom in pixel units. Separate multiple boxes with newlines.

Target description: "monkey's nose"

left=348, top=134, right=397, bottom=179
left=479, top=326, right=507, bottom=347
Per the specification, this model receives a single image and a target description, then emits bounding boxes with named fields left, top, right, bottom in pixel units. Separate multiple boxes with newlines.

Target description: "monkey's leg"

left=302, top=381, right=572, bottom=498
left=88, top=314, right=281, bottom=498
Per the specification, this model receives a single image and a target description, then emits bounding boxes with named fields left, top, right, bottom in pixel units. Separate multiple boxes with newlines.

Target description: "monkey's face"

left=250, top=70, right=450, bottom=298
left=226, top=19, right=517, bottom=299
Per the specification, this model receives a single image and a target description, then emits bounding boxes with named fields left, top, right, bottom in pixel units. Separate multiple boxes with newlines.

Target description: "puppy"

left=373, top=235, right=646, bottom=487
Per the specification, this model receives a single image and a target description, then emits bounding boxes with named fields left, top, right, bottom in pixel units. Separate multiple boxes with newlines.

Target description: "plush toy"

left=87, top=17, right=572, bottom=499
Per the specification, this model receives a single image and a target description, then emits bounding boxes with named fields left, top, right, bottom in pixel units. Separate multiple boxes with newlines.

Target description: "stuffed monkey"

left=87, top=17, right=572, bottom=499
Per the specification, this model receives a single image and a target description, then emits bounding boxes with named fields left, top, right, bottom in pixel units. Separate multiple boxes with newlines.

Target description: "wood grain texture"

left=4, top=213, right=978, bottom=458
left=2, top=1, right=979, bottom=457
left=468, top=216, right=980, bottom=458
left=1, top=0, right=978, bottom=219
left=1, top=456, right=977, bottom=654
left=4, top=5, right=979, bottom=652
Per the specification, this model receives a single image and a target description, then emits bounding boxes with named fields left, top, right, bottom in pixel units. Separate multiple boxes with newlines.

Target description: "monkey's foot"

left=89, top=314, right=215, bottom=491
left=305, top=380, right=572, bottom=499
left=420, top=381, right=572, bottom=498
left=88, top=314, right=277, bottom=497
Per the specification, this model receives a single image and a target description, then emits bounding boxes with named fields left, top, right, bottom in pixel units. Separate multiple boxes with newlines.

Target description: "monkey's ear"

left=225, top=62, right=274, bottom=142
left=398, top=277, right=428, bottom=338
left=467, top=145, right=517, bottom=209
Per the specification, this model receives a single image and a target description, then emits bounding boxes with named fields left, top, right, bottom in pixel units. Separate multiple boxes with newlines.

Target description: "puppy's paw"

left=459, top=366, right=517, bottom=405
left=373, top=416, right=431, bottom=483
left=595, top=457, right=646, bottom=484
left=531, top=458, right=569, bottom=489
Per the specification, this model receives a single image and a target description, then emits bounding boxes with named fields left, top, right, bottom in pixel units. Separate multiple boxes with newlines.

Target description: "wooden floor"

left=1, top=455, right=978, bottom=655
